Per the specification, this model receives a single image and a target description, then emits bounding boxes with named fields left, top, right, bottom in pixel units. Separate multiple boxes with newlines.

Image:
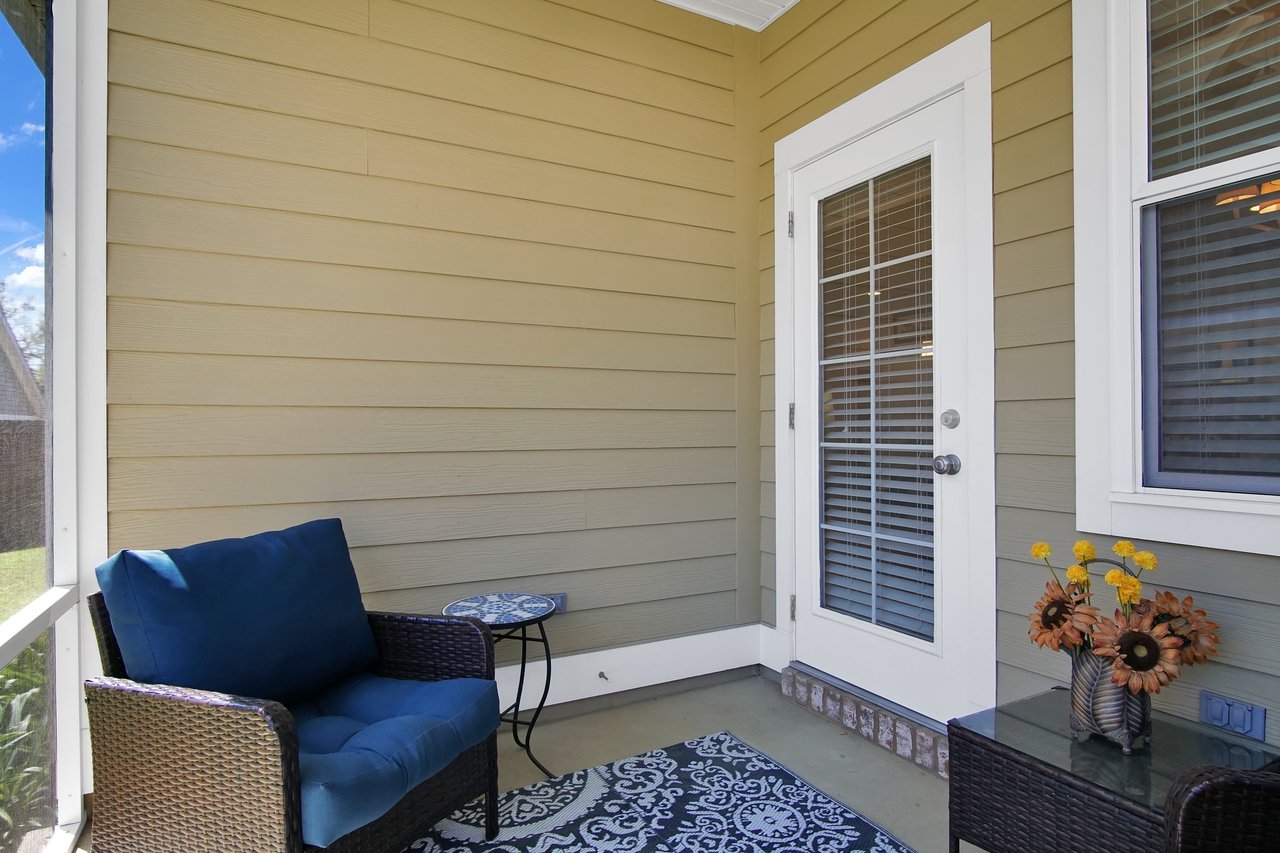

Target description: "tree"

left=0, top=284, right=44, bottom=391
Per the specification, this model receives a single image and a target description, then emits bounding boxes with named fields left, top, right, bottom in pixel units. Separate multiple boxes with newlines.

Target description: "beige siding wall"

left=759, top=0, right=1280, bottom=744
left=105, top=0, right=760, bottom=660
left=104, top=0, right=1279, bottom=737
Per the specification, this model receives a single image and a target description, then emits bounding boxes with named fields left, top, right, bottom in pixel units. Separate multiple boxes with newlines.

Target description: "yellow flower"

left=1030, top=542, right=1053, bottom=560
left=1072, top=540, right=1097, bottom=562
left=1133, top=551, right=1158, bottom=571
left=1105, top=568, right=1125, bottom=587
left=1112, top=540, right=1137, bottom=559
left=1066, top=564, right=1089, bottom=585
left=1117, top=575, right=1142, bottom=605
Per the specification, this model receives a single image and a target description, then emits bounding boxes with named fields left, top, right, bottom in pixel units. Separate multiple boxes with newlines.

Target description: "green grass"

left=0, top=549, right=47, bottom=624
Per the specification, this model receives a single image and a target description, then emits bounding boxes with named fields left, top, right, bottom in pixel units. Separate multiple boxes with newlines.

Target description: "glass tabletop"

left=951, top=688, right=1280, bottom=812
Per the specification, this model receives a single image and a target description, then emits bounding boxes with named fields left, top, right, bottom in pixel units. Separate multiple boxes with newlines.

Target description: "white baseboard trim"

left=494, top=624, right=763, bottom=710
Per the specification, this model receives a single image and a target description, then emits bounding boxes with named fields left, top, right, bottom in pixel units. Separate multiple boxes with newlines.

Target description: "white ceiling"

left=658, top=0, right=801, bottom=31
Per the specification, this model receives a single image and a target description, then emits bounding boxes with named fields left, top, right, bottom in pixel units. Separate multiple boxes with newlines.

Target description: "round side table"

left=442, top=592, right=556, bottom=778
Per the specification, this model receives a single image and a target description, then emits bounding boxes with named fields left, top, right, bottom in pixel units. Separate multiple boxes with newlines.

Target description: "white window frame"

left=1074, top=0, right=1280, bottom=556
left=0, top=0, right=106, bottom=848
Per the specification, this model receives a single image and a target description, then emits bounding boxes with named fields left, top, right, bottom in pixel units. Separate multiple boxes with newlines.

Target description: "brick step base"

left=780, top=666, right=950, bottom=779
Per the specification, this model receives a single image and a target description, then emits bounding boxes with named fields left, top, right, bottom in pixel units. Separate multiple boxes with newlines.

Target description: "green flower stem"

left=1041, top=557, right=1061, bottom=587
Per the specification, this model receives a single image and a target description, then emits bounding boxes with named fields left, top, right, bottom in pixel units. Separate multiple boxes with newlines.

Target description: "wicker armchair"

left=85, top=593, right=500, bottom=852
left=1162, top=765, right=1280, bottom=853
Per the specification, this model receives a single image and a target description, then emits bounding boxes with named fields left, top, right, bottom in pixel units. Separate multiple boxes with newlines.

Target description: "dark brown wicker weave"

left=84, top=593, right=500, bottom=852
left=1162, top=765, right=1280, bottom=853
left=948, top=721, right=1161, bottom=853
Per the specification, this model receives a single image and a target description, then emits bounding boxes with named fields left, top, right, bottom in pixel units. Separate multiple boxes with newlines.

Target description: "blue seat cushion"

left=95, top=518, right=378, bottom=704
left=290, top=672, right=499, bottom=848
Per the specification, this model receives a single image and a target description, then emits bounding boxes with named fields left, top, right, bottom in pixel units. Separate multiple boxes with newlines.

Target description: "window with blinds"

left=818, top=158, right=935, bottom=642
left=1149, top=0, right=1280, bottom=180
left=1140, top=0, right=1280, bottom=496
left=1142, top=173, right=1280, bottom=493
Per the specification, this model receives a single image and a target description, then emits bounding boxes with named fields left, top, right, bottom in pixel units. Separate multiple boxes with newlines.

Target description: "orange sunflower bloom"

left=1152, top=591, right=1221, bottom=666
left=1093, top=610, right=1183, bottom=694
left=1028, top=580, right=1100, bottom=652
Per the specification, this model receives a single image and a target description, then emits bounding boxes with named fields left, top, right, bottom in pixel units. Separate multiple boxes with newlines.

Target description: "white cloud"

left=0, top=123, right=45, bottom=152
left=14, top=243, right=43, bottom=263
left=4, top=264, right=44, bottom=291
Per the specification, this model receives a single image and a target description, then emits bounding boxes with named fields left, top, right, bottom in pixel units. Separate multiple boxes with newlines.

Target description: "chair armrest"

left=1163, top=765, right=1280, bottom=853
left=84, top=676, right=304, bottom=853
left=366, top=612, right=494, bottom=682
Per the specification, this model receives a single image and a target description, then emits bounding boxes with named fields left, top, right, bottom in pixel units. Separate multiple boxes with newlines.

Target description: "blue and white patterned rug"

left=404, top=731, right=913, bottom=853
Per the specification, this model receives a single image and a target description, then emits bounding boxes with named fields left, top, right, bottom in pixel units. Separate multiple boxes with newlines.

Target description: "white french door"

left=783, top=68, right=995, bottom=724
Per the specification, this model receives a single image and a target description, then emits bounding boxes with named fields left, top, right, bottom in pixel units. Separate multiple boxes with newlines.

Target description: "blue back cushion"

left=96, top=518, right=378, bottom=704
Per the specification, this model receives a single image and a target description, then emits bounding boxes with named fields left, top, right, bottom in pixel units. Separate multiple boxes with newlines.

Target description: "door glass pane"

left=818, top=157, right=934, bottom=642
left=1149, top=0, right=1280, bottom=179
left=1, top=0, right=50, bottom=623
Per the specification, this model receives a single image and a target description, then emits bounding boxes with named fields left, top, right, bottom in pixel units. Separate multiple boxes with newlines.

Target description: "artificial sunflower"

left=1152, top=591, right=1221, bottom=666
left=1028, top=580, right=1099, bottom=652
left=1112, top=540, right=1137, bottom=559
left=1093, top=610, right=1183, bottom=694
left=1117, top=575, right=1142, bottom=606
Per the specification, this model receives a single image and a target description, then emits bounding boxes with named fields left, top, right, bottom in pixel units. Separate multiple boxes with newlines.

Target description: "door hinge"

left=789, top=594, right=797, bottom=622
left=787, top=211, right=794, bottom=238
left=788, top=402, right=795, bottom=429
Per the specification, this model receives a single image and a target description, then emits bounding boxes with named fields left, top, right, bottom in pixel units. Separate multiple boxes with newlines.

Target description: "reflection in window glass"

left=0, top=2, right=50, bottom=623
left=1143, top=173, right=1280, bottom=494
left=1149, top=0, right=1280, bottom=179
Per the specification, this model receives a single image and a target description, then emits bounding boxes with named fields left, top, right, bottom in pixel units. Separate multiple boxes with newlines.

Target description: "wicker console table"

left=948, top=689, right=1278, bottom=853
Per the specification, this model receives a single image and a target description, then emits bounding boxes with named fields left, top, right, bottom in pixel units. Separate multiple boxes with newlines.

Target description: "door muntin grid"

left=818, top=157, right=935, bottom=642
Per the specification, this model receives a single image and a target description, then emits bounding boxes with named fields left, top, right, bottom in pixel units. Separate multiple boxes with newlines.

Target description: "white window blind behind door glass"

left=818, top=158, right=935, bottom=642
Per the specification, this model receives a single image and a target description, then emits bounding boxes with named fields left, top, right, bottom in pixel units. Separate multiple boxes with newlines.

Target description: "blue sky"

left=0, top=17, right=47, bottom=341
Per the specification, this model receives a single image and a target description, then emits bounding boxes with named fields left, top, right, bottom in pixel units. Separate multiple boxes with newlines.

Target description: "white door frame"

left=771, top=25, right=996, bottom=718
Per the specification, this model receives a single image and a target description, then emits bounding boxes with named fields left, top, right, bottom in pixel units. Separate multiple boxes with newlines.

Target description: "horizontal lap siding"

left=105, top=0, right=744, bottom=658
left=752, top=0, right=1280, bottom=741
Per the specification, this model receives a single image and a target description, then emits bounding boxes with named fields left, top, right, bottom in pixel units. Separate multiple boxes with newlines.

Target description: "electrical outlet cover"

left=1201, top=690, right=1266, bottom=742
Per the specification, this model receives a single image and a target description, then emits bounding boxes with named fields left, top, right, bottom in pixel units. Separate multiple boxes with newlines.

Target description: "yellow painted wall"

left=105, top=0, right=1278, bottom=737
left=758, top=0, right=1280, bottom=743
left=105, top=0, right=758, bottom=659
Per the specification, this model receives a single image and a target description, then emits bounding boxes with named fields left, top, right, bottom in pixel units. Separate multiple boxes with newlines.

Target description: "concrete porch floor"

left=496, top=672, right=951, bottom=853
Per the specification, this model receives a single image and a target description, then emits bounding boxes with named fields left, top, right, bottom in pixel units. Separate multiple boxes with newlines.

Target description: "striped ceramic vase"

left=1069, top=650, right=1151, bottom=754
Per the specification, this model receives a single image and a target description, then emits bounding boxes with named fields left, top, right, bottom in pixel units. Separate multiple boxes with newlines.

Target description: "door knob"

left=932, top=454, right=962, bottom=475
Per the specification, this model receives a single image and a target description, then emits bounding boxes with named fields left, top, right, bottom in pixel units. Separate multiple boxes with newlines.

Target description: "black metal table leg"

left=442, top=592, right=558, bottom=780
left=495, top=621, right=554, bottom=778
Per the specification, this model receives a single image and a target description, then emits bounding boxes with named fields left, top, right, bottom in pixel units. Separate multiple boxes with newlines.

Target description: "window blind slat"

left=1144, top=168, right=1280, bottom=494
left=1147, top=0, right=1280, bottom=179
left=819, top=157, right=935, bottom=638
